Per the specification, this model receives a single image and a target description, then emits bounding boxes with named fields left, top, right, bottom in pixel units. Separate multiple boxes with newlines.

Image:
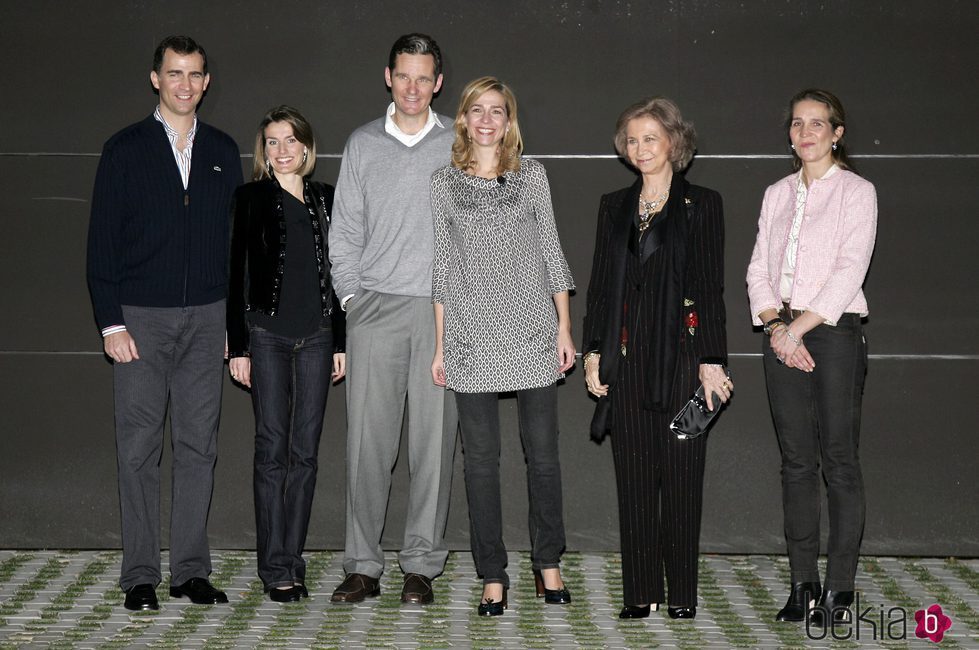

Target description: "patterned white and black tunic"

left=432, top=158, right=575, bottom=393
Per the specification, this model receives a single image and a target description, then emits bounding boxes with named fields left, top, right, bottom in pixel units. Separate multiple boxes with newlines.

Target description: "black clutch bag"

left=669, top=369, right=731, bottom=440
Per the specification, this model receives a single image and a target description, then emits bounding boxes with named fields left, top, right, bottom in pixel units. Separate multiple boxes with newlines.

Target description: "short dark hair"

left=388, top=33, right=442, bottom=78
left=153, top=35, right=207, bottom=75
left=785, top=88, right=853, bottom=172
left=613, top=97, right=697, bottom=172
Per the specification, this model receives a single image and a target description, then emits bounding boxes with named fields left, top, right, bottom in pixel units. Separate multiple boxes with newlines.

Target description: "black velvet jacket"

left=227, top=177, right=345, bottom=357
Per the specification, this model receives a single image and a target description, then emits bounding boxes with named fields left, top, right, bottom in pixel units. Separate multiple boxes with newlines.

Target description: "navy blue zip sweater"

left=87, top=114, right=243, bottom=332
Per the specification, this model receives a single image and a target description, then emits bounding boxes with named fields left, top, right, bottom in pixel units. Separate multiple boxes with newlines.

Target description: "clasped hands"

left=770, top=324, right=815, bottom=372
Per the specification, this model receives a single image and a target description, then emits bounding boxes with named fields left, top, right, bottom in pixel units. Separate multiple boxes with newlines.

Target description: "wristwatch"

left=763, top=317, right=785, bottom=337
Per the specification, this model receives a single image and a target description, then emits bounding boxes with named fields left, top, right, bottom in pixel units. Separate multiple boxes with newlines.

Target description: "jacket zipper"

left=182, top=192, right=190, bottom=305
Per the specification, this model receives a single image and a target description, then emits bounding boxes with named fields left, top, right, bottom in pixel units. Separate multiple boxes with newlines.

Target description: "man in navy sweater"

left=86, top=35, right=242, bottom=611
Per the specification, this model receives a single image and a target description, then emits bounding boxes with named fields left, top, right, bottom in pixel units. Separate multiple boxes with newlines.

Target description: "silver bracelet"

left=784, top=329, right=801, bottom=346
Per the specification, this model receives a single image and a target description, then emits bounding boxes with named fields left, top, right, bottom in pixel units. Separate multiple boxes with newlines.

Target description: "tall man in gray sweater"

left=328, top=33, right=457, bottom=605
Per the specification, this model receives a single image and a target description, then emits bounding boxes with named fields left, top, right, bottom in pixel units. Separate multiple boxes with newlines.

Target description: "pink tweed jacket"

left=746, top=169, right=877, bottom=326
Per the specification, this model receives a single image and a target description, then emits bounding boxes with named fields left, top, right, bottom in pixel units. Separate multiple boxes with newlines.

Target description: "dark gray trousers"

left=113, top=300, right=225, bottom=590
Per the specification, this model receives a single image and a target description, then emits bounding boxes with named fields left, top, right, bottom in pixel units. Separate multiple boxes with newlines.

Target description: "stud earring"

left=790, top=144, right=796, bottom=150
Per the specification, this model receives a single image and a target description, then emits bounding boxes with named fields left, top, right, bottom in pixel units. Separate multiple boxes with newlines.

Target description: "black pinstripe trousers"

left=610, top=347, right=707, bottom=608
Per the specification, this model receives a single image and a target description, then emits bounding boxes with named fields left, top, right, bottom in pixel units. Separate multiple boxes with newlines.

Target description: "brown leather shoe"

left=330, top=573, right=380, bottom=603
left=401, top=573, right=434, bottom=604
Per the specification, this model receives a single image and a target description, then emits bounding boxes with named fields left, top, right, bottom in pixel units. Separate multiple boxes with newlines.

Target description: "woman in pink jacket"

left=746, top=89, right=877, bottom=629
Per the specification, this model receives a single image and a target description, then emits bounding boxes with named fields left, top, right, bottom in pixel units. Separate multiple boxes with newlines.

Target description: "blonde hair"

left=251, top=105, right=317, bottom=181
left=451, top=76, right=523, bottom=175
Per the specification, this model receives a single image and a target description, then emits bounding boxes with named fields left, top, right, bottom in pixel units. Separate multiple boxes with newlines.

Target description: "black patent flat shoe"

left=776, top=581, right=820, bottom=622
left=619, top=604, right=654, bottom=619
left=477, top=586, right=508, bottom=616
left=533, top=569, right=572, bottom=604
left=667, top=606, right=696, bottom=619
left=294, top=583, right=309, bottom=599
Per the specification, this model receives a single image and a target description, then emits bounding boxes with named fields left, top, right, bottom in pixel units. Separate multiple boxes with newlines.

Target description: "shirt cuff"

left=340, top=294, right=355, bottom=311
left=101, top=325, right=127, bottom=337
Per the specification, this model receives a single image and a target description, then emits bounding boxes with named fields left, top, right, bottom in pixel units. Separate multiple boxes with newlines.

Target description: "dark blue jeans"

left=249, top=326, right=333, bottom=590
left=763, top=314, right=867, bottom=591
left=455, top=384, right=565, bottom=588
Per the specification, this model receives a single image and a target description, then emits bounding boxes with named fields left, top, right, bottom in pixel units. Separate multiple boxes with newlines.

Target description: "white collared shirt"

left=154, top=105, right=197, bottom=190
left=383, top=102, right=443, bottom=147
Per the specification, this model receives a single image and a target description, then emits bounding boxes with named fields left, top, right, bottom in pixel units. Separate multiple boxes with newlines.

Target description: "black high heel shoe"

left=533, top=569, right=571, bottom=604
left=477, top=586, right=508, bottom=617
left=808, top=590, right=854, bottom=628
left=776, top=581, right=820, bottom=622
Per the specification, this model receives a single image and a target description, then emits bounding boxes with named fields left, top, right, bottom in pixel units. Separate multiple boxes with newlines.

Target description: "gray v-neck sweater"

left=329, top=115, right=453, bottom=300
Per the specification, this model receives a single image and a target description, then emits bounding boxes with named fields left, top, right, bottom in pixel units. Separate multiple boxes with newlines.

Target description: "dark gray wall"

left=1, top=1, right=976, bottom=556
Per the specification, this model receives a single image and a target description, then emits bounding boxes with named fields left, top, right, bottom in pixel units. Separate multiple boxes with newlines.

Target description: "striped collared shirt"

left=154, top=105, right=197, bottom=189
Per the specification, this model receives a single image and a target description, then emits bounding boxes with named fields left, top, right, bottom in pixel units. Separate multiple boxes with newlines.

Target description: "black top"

left=249, top=192, right=324, bottom=339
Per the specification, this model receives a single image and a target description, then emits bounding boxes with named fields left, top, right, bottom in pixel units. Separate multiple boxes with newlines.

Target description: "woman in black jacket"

left=581, top=97, right=729, bottom=620
left=227, top=105, right=345, bottom=602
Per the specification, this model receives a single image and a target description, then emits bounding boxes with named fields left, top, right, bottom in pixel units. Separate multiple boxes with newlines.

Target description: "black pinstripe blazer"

left=582, top=174, right=727, bottom=428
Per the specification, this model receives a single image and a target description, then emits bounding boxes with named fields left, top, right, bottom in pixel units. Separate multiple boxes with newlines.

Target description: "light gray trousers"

left=342, top=290, right=457, bottom=579
left=113, top=300, right=225, bottom=590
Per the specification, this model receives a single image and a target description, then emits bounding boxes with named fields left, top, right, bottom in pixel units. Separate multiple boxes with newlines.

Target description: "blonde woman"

left=431, top=77, right=575, bottom=616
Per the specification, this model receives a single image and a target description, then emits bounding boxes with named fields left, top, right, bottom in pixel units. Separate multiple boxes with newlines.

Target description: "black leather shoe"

left=668, top=606, right=697, bottom=619
left=124, top=584, right=159, bottom=611
left=401, top=573, right=434, bottom=604
left=776, top=581, right=821, bottom=622
left=269, top=586, right=302, bottom=603
left=477, top=586, right=508, bottom=616
left=619, top=604, right=653, bottom=619
left=330, top=573, right=380, bottom=603
left=295, top=583, right=309, bottom=599
left=808, top=590, right=854, bottom=628
left=169, top=577, right=228, bottom=604
left=533, top=569, right=572, bottom=604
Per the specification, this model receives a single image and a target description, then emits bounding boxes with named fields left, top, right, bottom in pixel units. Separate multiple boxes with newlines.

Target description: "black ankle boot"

left=808, top=589, right=854, bottom=628
left=775, top=581, right=820, bottom=622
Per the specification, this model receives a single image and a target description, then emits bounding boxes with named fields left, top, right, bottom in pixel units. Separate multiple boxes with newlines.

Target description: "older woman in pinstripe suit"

left=582, top=97, right=729, bottom=620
